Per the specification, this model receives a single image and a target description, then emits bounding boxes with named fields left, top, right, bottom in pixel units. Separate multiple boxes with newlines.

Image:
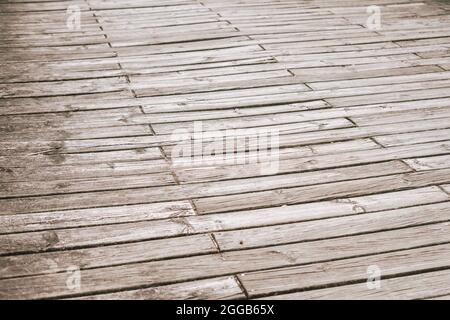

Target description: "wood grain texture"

left=78, top=277, right=245, bottom=300
left=0, top=160, right=413, bottom=215
left=2, top=0, right=450, bottom=299
left=0, top=201, right=195, bottom=234
left=0, top=234, right=217, bottom=279
left=2, top=224, right=450, bottom=299
left=244, top=230, right=450, bottom=298
left=405, top=155, right=450, bottom=171
left=260, top=269, right=450, bottom=300
left=213, top=201, right=450, bottom=251
left=194, top=168, right=450, bottom=214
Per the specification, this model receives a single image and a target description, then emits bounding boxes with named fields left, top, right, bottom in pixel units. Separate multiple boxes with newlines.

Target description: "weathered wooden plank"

left=262, top=31, right=450, bottom=51
left=0, top=1, right=89, bottom=12
left=0, top=58, right=124, bottom=82
left=274, top=46, right=450, bottom=64
left=150, top=97, right=450, bottom=126
left=1, top=50, right=117, bottom=64
left=260, top=270, right=450, bottom=300
left=193, top=168, right=450, bottom=214
left=0, top=234, right=217, bottom=280
left=168, top=143, right=333, bottom=170
left=140, top=80, right=450, bottom=112
left=168, top=138, right=380, bottom=170
left=106, top=22, right=236, bottom=40
left=113, top=36, right=255, bottom=57
left=137, top=82, right=313, bottom=103
left=1, top=36, right=110, bottom=49
left=143, top=100, right=330, bottom=122
left=111, top=30, right=242, bottom=48
left=0, top=160, right=412, bottom=215
left=0, top=77, right=129, bottom=98
left=261, top=40, right=397, bottom=54
left=0, top=147, right=162, bottom=168
left=428, top=294, right=450, bottom=300
left=291, top=55, right=450, bottom=77
left=0, top=98, right=325, bottom=118
left=248, top=28, right=374, bottom=43
left=291, top=65, right=443, bottom=83
left=395, top=37, right=450, bottom=47
left=213, top=201, right=450, bottom=251
left=3, top=179, right=445, bottom=256
left=247, top=238, right=450, bottom=299
left=0, top=160, right=169, bottom=182
left=350, top=106, right=450, bottom=126
left=1, top=187, right=443, bottom=263
left=2, top=186, right=441, bottom=249
left=173, top=141, right=450, bottom=183
left=160, top=117, right=352, bottom=139
left=2, top=227, right=450, bottom=299
left=1, top=212, right=209, bottom=254
left=3, top=0, right=450, bottom=300
left=133, top=74, right=301, bottom=98
left=78, top=276, right=244, bottom=300
left=0, top=92, right=135, bottom=116
left=128, top=64, right=286, bottom=84
left=308, top=71, right=450, bottom=91
left=0, top=124, right=152, bottom=141
left=0, top=106, right=143, bottom=130
left=405, top=155, right=450, bottom=171
left=0, top=201, right=195, bottom=234
left=124, top=56, right=278, bottom=76
left=92, top=3, right=208, bottom=15
left=0, top=171, right=176, bottom=198
left=375, top=129, right=450, bottom=147
left=326, top=87, right=450, bottom=108
left=9, top=114, right=429, bottom=155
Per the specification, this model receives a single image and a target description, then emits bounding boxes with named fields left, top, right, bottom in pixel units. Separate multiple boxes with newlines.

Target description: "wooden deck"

left=1, top=0, right=450, bottom=300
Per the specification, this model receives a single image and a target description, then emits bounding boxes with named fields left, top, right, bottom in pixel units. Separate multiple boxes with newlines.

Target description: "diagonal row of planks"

left=1, top=0, right=450, bottom=299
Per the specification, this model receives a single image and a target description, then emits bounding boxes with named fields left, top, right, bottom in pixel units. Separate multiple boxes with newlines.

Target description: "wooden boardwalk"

left=1, top=0, right=450, bottom=300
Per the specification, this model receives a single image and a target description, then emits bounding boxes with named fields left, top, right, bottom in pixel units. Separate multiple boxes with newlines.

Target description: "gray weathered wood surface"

left=1, top=0, right=450, bottom=299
